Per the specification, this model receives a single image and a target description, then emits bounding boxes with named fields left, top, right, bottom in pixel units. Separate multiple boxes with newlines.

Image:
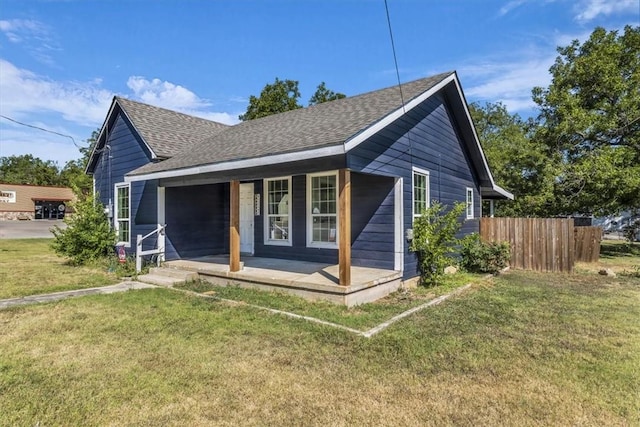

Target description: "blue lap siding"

left=92, top=113, right=157, bottom=254
left=348, top=93, right=481, bottom=279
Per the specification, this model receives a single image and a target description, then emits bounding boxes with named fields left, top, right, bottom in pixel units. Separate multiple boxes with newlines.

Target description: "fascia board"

left=125, top=144, right=345, bottom=183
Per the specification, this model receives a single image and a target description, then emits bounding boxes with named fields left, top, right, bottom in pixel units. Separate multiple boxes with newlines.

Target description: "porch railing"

left=136, top=223, right=166, bottom=272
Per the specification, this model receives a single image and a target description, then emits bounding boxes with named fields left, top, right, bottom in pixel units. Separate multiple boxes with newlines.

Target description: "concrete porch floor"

left=163, top=255, right=403, bottom=306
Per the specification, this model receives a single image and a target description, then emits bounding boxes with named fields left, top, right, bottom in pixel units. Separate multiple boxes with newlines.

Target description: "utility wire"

left=384, top=0, right=406, bottom=112
left=0, top=114, right=84, bottom=149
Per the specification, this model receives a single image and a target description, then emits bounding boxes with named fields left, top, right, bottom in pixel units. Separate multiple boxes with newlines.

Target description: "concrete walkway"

left=0, top=282, right=156, bottom=310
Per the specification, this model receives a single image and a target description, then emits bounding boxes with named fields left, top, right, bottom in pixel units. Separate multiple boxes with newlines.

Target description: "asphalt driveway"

left=0, top=220, right=66, bottom=239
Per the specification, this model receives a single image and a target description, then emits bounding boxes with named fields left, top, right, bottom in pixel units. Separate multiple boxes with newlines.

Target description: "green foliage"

left=308, top=82, right=346, bottom=105
left=239, top=78, right=346, bottom=121
left=239, top=78, right=302, bottom=121
left=51, top=193, right=116, bottom=265
left=470, top=102, right=556, bottom=217
left=459, top=233, right=511, bottom=274
left=0, top=154, right=61, bottom=186
left=532, top=25, right=640, bottom=215
left=409, top=201, right=466, bottom=286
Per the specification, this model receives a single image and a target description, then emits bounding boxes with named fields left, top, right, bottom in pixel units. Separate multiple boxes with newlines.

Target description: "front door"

left=239, top=183, right=254, bottom=254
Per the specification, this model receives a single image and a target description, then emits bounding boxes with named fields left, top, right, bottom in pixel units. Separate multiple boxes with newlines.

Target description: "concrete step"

left=138, top=267, right=198, bottom=287
left=149, top=267, right=198, bottom=280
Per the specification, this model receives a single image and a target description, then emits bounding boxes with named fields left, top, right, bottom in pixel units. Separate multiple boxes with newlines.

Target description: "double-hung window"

left=114, top=183, right=130, bottom=246
left=412, top=168, right=430, bottom=218
left=264, top=177, right=291, bottom=245
left=466, top=187, right=474, bottom=219
left=307, top=172, right=338, bottom=247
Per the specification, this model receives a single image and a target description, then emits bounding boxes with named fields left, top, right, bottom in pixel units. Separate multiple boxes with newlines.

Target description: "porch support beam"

left=229, top=180, right=241, bottom=272
left=338, top=169, right=351, bottom=286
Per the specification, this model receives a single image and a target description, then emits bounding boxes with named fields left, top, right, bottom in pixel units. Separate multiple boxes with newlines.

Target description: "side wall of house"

left=347, top=93, right=482, bottom=280
left=92, top=113, right=158, bottom=254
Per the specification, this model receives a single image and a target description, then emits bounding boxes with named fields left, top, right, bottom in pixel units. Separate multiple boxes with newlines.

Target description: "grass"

left=577, top=240, right=640, bottom=275
left=1, top=246, right=639, bottom=425
left=0, top=238, right=119, bottom=299
left=175, top=271, right=483, bottom=330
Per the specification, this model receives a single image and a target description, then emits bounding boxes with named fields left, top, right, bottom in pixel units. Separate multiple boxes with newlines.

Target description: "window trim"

left=263, top=176, right=292, bottom=247
left=466, top=187, right=474, bottom=219
left=306, top=171, right=339, bottom=249
left=412, top=167, right=430, bottom=219
left=114, top=182, right=131, bottom=247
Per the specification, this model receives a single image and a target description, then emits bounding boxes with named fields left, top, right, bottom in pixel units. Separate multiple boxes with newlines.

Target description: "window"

left=466, top=187, right=474, bottom=219
left=307, top=172, right=338, bottom=247
left=264, top=177, right=291, bottom=245
left=115, top=183, right=130, bottom=245
left=412, top=168, right=430, bottom=218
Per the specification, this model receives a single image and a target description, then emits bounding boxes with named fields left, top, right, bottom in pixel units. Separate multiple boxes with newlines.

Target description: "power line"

left=0, top=114, right=85, bottom=149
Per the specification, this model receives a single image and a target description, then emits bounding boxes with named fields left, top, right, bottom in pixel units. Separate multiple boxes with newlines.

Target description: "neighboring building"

left=0, top=184, right=75, bottom=220
left=87, top=71, right=512, bottom=292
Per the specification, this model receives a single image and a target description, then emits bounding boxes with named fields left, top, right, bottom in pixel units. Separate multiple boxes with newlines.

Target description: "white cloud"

left=0, top=19, right=59, bottom=66
left=574, top=0, right=639, bottom=22
left=0, top=59, right=113, bottom=125
left=456, top=51, right=556, bottom=114
left=498, top=0, right=528, bottom=17
left=126, top=76, right=239, bottom=125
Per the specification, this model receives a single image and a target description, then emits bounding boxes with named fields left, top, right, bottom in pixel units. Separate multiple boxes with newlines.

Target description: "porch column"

left=338, top=169, right=351, bottom=286
left=229, top=180, right=241, bottom=272
left=489, top=200, right=495, bottom=218
left=157, top=185, right=166, bottom=263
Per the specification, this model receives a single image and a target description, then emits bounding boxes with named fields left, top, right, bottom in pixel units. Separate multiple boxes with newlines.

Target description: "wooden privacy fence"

left=574, top=226, right=603, bottom=263
left=479, top=218, right=603, bottom=272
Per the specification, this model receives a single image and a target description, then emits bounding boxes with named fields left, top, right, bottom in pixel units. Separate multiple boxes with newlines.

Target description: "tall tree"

left=470, top=102, right=555, bottom=216
left=0, top=154, right=61, bottom=186
left=532, top=25, right=640, bottom=215
left=239, top=78, right=302, bottom=121
left=308, top=82, right=346, bottom=105
left=60, top=129, right=99, bottom=195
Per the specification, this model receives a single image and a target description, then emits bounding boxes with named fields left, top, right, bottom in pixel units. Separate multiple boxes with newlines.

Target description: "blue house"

left=87, top=71, right=511, bottom=304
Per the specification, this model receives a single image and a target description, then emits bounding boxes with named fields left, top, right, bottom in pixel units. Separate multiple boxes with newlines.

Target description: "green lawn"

left=0, top=239, right=118, bottom=299
left=1, top=243, right=638, bottom=425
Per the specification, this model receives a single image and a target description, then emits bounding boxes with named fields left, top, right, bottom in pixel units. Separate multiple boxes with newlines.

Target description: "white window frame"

left=306, top=171, right=339, bottom=248
left=466, top=187, right=474, bottom=219
left=114, top=182, right=131, bottom=247
left=412, top=167, right=430, bottom=219
left=263, top=176, right=292, bottom=246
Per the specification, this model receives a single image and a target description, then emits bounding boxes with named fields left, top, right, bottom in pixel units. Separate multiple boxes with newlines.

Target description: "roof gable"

left=86, top=97, right=229, bottom=173
left=130, top=72, right=453, bottom=177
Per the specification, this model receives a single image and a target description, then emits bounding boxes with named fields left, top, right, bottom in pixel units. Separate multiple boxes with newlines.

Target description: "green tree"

left=51, top=192, right=116, bottom=265
left=0, top=154, right=61, bottom=186
left=59, top=129, right=99, bottom=195
left=470, top=102, right=556, bottom=216
left=309, top=82, right=346, bottom=106
left=239, top=78, right=302, bottom=121
left=532, top=25, right=640, bottom=215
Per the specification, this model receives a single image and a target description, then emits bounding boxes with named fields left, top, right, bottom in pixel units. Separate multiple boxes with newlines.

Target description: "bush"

left=460, top=233, right=510, bottom=274
left=51, top=193, right=116, bottom=265
left=409, top=201, right=466, bottom=287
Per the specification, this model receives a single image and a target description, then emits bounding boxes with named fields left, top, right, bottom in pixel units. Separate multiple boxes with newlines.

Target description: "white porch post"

left=157, top=185, right=166, bottom=263
left=489, top=199, right=495, bottom=218
left=394, top=177, right=404, bottom=272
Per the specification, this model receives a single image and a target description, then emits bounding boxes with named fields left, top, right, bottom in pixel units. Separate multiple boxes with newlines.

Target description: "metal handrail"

left=136, top=223, right=166, bottom=272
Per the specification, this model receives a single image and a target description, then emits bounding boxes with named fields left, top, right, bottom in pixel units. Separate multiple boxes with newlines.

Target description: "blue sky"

left=0, top=0, right=638, bottom=166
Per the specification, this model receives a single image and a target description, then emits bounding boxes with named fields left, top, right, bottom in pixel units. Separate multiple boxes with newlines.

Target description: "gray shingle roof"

left=115, top=97, right=229, bottom=159
left=129, top=72, right=453, bottom=176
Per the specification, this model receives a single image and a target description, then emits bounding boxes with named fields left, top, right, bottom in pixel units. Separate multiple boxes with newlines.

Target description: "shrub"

left=409, top=201, right=466, bottom=287
left=460, top=233, right=511, bottom=274
left=51, top=193, right=116, bottom=265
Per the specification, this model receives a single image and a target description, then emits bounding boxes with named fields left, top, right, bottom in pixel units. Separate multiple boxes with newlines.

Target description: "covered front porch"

left=161, top=255, right=402, bottom=306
